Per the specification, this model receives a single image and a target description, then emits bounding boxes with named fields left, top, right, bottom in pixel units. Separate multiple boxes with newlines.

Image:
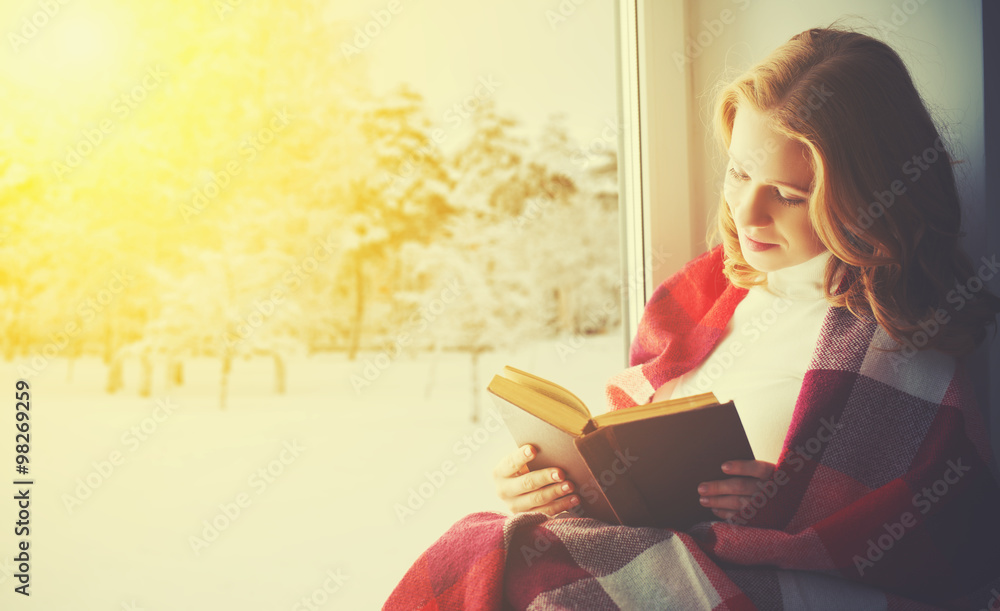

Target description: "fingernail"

left=697, top=484, right=708, bottom=494
left=552, top=471, right=562, bottom=482
left=699, top=497, right=709, bottom=505
left=722, top=462, right=732, bottom=472
left=561, top=483, right=570, bottom=493
left=524, top=447, right=533, bottom=457
left=569, top=496, right=580, bottom=505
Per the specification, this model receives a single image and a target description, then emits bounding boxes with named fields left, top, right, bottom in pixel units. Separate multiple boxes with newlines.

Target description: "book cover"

left=488, top=366, right=755, bottom=530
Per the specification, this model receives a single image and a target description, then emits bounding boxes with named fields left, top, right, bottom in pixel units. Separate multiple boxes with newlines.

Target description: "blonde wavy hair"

left=711, top=26, right=999, bottom=356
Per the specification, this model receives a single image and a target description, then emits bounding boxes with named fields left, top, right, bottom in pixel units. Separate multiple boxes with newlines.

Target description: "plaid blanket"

left=385, top=246, right=1000, bottom=610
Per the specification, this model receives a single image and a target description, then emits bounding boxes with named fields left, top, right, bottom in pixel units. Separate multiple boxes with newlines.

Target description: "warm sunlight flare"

left=23, top=14, right=120, bottom=82
left=0, top=0, right=621, bottom=608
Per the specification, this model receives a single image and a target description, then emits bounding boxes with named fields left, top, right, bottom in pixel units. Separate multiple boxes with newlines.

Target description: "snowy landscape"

left=0, top=331, right=623, bottom=609
left=0, top=2, right=622, bottom=608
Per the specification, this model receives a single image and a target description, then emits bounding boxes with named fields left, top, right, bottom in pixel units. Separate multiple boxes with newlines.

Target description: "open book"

left=487, top=365, right=754, bottom=530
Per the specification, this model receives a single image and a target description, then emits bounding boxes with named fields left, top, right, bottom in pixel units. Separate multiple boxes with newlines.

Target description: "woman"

left=387, top=27, right=1000, bottom=610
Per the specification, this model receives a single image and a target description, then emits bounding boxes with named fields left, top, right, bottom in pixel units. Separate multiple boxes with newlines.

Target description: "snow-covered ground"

left=0, top=331, right=624, bottom=610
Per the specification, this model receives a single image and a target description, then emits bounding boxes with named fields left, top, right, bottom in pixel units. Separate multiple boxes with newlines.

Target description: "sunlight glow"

left=11, top=9, right=126, bottom=93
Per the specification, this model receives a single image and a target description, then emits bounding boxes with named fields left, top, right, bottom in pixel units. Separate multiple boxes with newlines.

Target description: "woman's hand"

left=697, top=459, right=777, bottom=521
left=494, top=444, right=580, bottom=516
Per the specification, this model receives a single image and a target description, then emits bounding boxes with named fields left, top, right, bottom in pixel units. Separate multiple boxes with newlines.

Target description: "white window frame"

left=616, top=0, right=695, bottom=364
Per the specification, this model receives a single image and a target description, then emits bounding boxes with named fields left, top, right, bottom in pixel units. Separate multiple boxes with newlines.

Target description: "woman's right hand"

left=493, top=444, right=580, bottom=516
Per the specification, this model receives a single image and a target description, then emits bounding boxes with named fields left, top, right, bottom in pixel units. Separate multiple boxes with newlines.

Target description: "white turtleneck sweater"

left=651, top=251, right=834, bottom=465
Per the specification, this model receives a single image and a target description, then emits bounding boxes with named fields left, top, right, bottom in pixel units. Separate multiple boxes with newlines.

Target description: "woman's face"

left=724, top=106, right=826, bottom=272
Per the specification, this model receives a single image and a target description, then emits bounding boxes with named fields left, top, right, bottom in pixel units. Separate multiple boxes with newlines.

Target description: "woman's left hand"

left=697, top=459, right=777, bottom=520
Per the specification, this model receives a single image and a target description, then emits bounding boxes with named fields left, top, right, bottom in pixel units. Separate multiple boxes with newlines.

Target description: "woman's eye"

left=727, top=166, right=806, bottom=206
left=727, top=167, right=749, bottom=181
left=774, top=188, right=806, bottom=206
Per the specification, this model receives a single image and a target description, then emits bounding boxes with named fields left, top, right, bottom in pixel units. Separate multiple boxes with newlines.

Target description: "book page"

left=488, top=375, right=593, bottom=436
left=592, top=391, right=719, bottom=426
left=498, top=366, right=591, bottom=419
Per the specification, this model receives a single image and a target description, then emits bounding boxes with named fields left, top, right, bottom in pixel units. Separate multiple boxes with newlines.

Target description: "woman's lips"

left=742, top=234, right=778, bottom=252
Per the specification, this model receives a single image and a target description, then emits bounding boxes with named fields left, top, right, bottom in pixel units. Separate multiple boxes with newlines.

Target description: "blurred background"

left=0, top=0, right=623, bottom=608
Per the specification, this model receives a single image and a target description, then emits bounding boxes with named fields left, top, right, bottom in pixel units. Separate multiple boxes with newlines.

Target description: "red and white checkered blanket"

left=385, top=246, right=1000, bottom=610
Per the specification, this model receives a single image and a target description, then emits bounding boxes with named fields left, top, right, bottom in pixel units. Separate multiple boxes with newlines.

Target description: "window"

left=0, top=0, right=624, bottom=607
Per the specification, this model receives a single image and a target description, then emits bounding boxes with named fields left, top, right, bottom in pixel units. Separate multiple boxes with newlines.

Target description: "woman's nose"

left=733, top=187, right=772, bottom=228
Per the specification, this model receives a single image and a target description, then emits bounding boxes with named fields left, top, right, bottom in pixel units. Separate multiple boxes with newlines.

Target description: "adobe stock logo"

left=340, top=1, right=404, bottom=59
left=856, top=137, right=948, bottom=230
left=8, top=0, right=72, bottom=53
left=852, top=458, right=970, bottom=576
left=888, top=254, right=1000, bottom=371
left=975, top=589, right=1000, bottom=611
left=394, top=406, right=508, bottom=523
left=672, top=0, right=752, bottom=71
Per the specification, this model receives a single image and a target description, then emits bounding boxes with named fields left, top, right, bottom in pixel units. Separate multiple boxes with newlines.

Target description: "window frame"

left=615, top=0, right=695, bottom=365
